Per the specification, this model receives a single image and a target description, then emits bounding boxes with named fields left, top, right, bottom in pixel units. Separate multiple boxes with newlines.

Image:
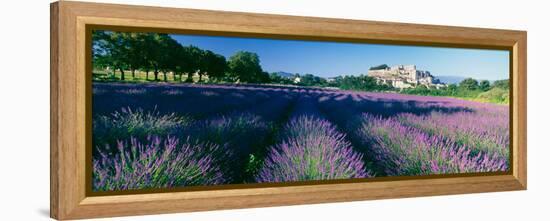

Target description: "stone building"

left=367, top=64, right=444, bottom=89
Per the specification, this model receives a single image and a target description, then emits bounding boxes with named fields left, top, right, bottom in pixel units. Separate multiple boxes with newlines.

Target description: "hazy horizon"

left=171, top=34, right=509, bottom=81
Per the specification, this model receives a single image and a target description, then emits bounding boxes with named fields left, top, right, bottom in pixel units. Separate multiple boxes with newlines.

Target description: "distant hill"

left=435, top=76, right=466, bottom=85
left=273, top=71, right=295, bottom=78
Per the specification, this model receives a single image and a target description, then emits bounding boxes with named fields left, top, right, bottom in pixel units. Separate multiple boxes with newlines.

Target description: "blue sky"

left=171, top=34, right=509, bottom=80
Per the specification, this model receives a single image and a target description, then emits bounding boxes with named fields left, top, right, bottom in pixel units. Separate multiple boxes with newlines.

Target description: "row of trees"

left=458, top=78, right=492, bottom=91
left=330, top=75, right=393, bottom=91
left=92, top=31, right=269, bottom=83
left=268, top=73, right=392, bottom=92
left=449, top=78, right=508, bottom=94
left=92, top=30, right=392, bottom=92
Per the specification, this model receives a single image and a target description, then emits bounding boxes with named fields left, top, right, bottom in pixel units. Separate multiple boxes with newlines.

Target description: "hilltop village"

left=367, top=64, right=446, bottom=89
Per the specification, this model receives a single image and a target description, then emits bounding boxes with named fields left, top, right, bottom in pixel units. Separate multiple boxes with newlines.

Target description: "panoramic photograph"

left=91, top=30, right=510, bottom=192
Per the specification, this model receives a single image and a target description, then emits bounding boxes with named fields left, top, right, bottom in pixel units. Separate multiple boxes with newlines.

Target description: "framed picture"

left=50, top=1, right=527, bottom=220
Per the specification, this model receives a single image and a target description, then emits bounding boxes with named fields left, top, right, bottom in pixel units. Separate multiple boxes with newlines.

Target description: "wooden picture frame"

left=50, top=1, right=527, bottom=220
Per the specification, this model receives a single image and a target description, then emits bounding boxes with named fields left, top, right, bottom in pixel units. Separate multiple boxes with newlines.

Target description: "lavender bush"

left=357, top=114, right=508, bottom=176
left=397, top=111, right=509, bottom=160
left=93, top=107, right=190, bottom=150
left=93, top=136, right=225, bottom=191
left=187, top=112, right=272, bottom=182
left=256, top=116, right=371, bottom=182
left=189, top=112, right=270, bottom=153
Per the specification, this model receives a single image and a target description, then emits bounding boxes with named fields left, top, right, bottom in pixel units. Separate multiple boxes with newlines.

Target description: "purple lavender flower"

left=397, top=111, right=509, bottom=160
left=256, top=116, right=372, bottom=182
left=93, top=136, right=226, bottom=191
left=357, top=114, right=508, bottom=176
left=187, top=112, right=272, bottom=182
left=92, top=107, right=190, bottom=153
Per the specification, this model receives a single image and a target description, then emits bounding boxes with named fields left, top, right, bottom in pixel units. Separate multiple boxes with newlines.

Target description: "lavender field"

left=92, top=82, right=509, bottom=192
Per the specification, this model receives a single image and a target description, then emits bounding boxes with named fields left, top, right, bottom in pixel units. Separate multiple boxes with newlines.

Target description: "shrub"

left=256, top=116, right=371, bottom=182
left=397, top=111, right=509, bottom=160
left=186, top=112, right=271, bottom=182
left=93, top=136, right=225, bottom=191
left=357, top=114, right=508, bottom=176
left=93, top=107, right=190, bottom=152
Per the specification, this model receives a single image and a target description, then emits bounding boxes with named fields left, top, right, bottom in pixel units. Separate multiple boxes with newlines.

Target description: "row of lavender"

left=317, top=91, right=509, bottom=176
left=93, top=83, right=298, bottom=191
left=92, top=83, right=509, bottom=191
left=256, top=95, right=372, bottom=182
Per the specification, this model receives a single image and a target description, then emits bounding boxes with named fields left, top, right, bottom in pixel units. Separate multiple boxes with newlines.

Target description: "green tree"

left=479, top=80, right=491, bottom=91
left=155, top=34, right=180, bottom=81
left=227, top=51, right=266, bottom=83
left=259, top=71, right=271, bottom=83
left=447, top=84, right=458, bottom=96
left=170, top=43, right=189, bottom=82
left=92, top=31, right=130, bottom=80
left=492, top=79, right=509, bottom=90
left=148, top=34, right=164, bottom=81
left=200, top=50, right=227, bottom=82
left=269, top=73, right=293, bottom=84
left=91, top=30, right=112, bottom=73
left=184, top=45, right=203, bottom=83
left=299, top=74, right=326, bottom=87
left=337, top=75, right=385, bottom=91
left=121, top=33, right=146, bottom=79
left=269, top=73, right=283, bottom=83
left=459, top=78, right=479, bottom=90
left=137, top=33, right=157, bottom=80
